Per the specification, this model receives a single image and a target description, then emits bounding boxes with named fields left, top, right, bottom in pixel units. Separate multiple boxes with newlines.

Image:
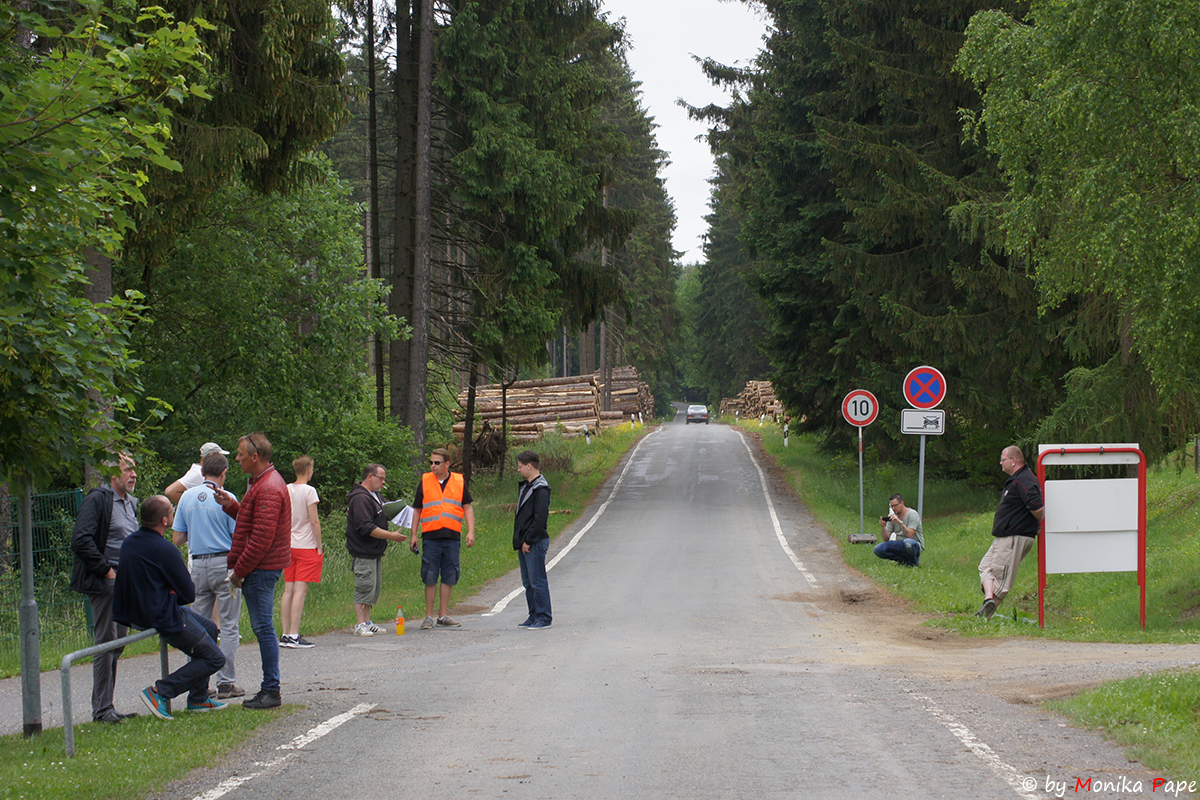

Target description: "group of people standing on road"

left=870, top=444, right=1045, bottom=620
left=344, top=448, right=552, bottom=633
left=70, top=436, right=554, bottom=724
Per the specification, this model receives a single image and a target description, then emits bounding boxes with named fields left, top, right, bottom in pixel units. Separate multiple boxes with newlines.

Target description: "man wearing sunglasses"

left=409, top=448, right=476, bottom=629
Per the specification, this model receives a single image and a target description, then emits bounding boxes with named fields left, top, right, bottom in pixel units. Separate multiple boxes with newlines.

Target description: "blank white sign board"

left=1043, top=478, right=1138, bottom=573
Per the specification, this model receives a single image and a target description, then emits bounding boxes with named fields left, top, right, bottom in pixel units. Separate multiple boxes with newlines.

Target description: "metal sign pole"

left=858, top=426, right=865, bottom=540
left=917, top=434, right=926, bottom=519
left=19, top=483, right=42, bottom=737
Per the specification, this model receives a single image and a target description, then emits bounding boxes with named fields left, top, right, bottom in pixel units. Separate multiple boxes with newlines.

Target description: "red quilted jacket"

left=226, top=464, right=292, bottom=577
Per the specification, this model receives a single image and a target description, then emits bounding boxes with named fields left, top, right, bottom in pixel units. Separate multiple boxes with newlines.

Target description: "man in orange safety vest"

left=409, top=448, right=476, bottom=629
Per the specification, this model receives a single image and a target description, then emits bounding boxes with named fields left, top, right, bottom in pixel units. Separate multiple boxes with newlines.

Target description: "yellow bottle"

left=396, top=605, right=405, bottom=636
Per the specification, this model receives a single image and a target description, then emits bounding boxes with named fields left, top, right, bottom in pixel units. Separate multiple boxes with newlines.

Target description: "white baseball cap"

left=200, top=442, right=230, bottom=457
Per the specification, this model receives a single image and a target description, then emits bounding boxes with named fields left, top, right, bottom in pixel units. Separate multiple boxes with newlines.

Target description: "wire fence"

left=0, top=489, right=93, bottom=674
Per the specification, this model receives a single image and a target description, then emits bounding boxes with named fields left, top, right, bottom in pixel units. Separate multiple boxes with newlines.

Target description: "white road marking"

left=190, top=702, right=376, bottom=800
left=735, top=431, right=819, bottom=588
left=913, top=692, right=1044, bottom=800
left=483, top=428, right=662, bottom=616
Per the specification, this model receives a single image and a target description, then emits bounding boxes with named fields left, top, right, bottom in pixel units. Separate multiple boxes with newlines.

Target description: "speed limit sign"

left=842, top=389, right=879, bottom=427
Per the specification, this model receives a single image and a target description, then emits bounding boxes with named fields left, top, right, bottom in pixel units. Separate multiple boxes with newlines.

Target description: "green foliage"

left=0, top=703, right=294, bottom=799
left=673, top=263, right=706, bottom=401
left=437, top=0, right=629, bottom=374
left=260, top=396, right=419, bottom=510
left=696, top=0, right=1075, bottom=470
left=602, top=54, right=681, bottom=404
left=117, top=155, right=404, bottom=495
left=0, top=0, right=211, bottom=487
left=956, top=0, right=1200, bottom=459
left=124, top=0, right=351, bottom=266
left=684, top=161, right=771, bottom=406
left=958, top=0, right=1200, bottom=407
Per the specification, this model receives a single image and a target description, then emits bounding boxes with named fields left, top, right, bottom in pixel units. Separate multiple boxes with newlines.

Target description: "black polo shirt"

left=991, top=464, right=1043, bottom=538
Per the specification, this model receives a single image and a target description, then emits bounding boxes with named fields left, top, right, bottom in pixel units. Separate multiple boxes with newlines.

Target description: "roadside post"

left=901, top=365, right=947, bottom=519
left=842, top=389, right=879, bottom=542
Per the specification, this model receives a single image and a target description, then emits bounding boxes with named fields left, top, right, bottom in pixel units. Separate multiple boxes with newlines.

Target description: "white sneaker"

left=366, top=622, right=384, bottom=634
left=354, top=622, right=374, bottom=636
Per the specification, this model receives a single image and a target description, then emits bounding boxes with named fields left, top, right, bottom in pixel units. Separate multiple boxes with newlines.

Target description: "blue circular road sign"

left=903, top=366, right=947, bottom=410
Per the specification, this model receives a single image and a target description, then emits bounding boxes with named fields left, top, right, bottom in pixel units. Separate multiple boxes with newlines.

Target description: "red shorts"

left=284, top=547, right=323, bottom=583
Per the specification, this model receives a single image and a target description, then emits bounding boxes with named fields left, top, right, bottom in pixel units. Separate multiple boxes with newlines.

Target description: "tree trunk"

left=407, top=0, right=434, bottom=450
left=600, top=318, right=610, bottom=412
left=0, top=480, right=10, bottom=575
left=390, top=2, right=418, bottom=423
left=83, top=247, right=113, bottom=489
left=366, top=0, right=385, bottom=421
left=462, top=361, right=479, bottom=489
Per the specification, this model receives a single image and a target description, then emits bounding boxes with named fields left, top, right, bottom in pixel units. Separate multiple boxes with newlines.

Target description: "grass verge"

left=1047, top=670, right=1200, bottom=785
left=746, top=420, right=1200, bottom=642
left=742, top=418, right=1200, bottom=783
left=0, top=705, right=298, bottom=800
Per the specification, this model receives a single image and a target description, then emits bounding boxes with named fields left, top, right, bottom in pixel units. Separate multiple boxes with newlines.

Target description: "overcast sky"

left=599, top=0, right=769, bottom=265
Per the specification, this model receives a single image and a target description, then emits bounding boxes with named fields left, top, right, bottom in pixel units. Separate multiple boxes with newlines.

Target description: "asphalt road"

left=7, top=410, right=1198, bottom=799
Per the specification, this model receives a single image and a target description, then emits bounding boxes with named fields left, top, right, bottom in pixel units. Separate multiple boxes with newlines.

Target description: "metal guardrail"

left=60, top=629, right=170, bottom=757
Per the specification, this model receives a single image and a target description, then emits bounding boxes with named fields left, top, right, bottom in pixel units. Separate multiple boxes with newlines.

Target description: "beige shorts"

left=352, top=557, right=382, bottom=606
left=979, top=535, right=1036, bottom=602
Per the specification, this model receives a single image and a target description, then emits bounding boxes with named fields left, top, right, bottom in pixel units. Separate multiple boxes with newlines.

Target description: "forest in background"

left=683, top=0, right=1200, bottom=483
left=5, top=0, right=1200, bottom=499
left=2, top=0, right=679, bottom=502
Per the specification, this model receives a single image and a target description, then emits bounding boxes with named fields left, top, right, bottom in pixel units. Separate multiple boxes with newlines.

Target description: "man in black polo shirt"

left=976, top=445, right=1044, bottom=619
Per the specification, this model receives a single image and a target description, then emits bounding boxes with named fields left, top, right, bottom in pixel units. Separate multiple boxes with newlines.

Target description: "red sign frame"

left=841, top=389, right=879, bottom=427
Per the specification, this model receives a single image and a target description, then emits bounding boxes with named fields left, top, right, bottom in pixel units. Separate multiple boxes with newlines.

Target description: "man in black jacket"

left=114, top=495, right=227, bottom=720
left=69, top=453, right=138, bottom=723
left=976, top=445, right=1045, bottom=619
left=345, top=464, right=407, bottom=635
left=512, top=451, right=552, bottom=630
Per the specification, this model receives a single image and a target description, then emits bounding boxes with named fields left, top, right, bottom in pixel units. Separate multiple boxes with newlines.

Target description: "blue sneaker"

left=187, top=697, right=229, bottom=712
left=517, top=618, right=533, bottom=628
left=527, top=621, right=552, bottom=630
left=140, top=686, right=174, bottom=720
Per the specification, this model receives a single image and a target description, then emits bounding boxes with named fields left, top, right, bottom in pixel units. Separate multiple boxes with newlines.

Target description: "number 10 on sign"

left=842, top=390, right=878, bottom=540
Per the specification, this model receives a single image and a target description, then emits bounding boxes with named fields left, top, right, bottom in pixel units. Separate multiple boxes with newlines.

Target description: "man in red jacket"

left=214, top=432, right=291, bottom=709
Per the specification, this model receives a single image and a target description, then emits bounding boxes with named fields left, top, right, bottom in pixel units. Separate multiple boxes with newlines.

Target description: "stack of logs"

left=720, top=380, right=783, bottom=420
left=592, top=366, right=655, bottom=423
left=454, top=367, right=655, bottom=442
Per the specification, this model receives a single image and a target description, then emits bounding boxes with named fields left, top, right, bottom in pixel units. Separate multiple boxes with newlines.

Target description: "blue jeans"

left=875, top=538, right=921, bottom=566
left=156, top=607, right=225, bottom=705
left=241, top=569, right=282, bottom=692
left=518, top=538, right=552, bottom=624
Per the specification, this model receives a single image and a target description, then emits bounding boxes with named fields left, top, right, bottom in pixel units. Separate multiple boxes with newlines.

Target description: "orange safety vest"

left=419, top=472, right=465, bottom=533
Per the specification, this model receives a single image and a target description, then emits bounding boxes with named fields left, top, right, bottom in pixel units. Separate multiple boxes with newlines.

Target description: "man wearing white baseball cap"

left=166, top=442, right=230, bottom=503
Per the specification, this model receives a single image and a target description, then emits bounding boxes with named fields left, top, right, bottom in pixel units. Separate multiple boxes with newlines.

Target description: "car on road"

left=685, top=404, right=709, bottom=424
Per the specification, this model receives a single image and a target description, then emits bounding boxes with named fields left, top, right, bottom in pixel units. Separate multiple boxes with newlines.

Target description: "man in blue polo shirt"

left=172, top=451, right=243, bottom=699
